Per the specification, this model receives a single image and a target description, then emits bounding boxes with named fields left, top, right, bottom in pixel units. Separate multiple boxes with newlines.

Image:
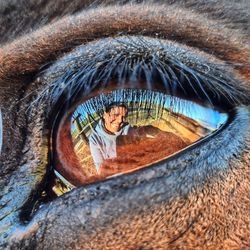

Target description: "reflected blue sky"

left=71, top=89, right=228, bottom=134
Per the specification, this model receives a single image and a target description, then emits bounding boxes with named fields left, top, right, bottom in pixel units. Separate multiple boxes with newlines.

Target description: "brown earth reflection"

left=54, top=109, right=205, bottom=191
left=99, top=127, right=188, bottom=178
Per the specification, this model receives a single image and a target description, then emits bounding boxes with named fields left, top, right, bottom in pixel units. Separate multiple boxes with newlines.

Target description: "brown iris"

left=52, top=89, right=227, bottom=194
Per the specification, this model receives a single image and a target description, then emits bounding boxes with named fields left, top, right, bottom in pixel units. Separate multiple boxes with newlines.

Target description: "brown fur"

left=0, top=1, right=249, bottom=249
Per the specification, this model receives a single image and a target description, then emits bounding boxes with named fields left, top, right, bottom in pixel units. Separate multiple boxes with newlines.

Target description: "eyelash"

left=24, top=35, right=245, bottom=208
left=35, top=36, right=249, bottom=114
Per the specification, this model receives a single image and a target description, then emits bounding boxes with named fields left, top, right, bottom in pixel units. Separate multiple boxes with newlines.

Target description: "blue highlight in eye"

left=187, top=105, right=228, bottom=130
left=168, top=99, right=228, bottom=130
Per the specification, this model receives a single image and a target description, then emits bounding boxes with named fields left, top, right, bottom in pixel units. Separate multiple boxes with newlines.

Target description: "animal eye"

left=53, top=88, right=228, bottom=192
left=38, top=36, right=246, bottom=197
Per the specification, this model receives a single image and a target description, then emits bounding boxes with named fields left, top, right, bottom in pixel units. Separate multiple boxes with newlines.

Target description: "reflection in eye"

left=52, top=89, right=228, bottom=195
left=37, top=36, right=242, bottom=197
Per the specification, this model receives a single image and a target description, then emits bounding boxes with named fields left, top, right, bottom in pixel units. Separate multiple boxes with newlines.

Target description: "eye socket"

left=36, top=36, right=247, bottom=197
left=51, top=87, right=228, bottom=194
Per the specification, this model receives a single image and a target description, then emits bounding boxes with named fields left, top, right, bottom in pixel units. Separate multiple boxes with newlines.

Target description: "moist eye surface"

left=37, top=35, right=242, bottom=197
left=52, top=88, right=228, bottom=194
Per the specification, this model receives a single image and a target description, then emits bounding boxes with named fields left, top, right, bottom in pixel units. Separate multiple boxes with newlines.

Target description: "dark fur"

left=0, top=0, right=249, bottom=249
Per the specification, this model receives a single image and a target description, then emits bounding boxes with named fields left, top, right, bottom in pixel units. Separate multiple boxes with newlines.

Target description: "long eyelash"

left=33, top=36, right=249, bottom=110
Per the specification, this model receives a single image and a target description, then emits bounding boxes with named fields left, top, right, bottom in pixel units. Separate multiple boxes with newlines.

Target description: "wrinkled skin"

left=0, top=0, right=249, bottom=249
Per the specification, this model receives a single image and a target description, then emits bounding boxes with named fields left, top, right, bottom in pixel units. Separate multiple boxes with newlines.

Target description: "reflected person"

left=89, top=103, right=130, bottom=172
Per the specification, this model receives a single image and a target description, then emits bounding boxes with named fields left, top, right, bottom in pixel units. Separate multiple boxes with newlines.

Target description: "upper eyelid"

left=35, top=36, right=249, bottom=112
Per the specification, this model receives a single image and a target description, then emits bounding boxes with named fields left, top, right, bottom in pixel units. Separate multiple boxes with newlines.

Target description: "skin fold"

left=0, top=0, right=249, bottom=249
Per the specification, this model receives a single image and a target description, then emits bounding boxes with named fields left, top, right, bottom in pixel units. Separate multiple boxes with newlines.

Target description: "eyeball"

left=52, top=88, right=228, bottom=194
